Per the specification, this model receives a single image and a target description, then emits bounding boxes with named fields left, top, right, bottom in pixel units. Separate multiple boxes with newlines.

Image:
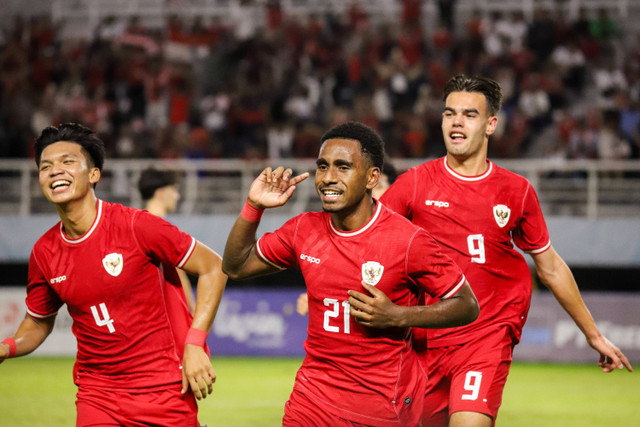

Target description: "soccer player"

left=354, top=75, right=633, bottom=427
left=295, top=159, right=399, bottom=316
left=222, top=121, right=479, bottom=426
left=0, top=123, right=228, bottom=426
left=138, top=166, right=196, bottom=312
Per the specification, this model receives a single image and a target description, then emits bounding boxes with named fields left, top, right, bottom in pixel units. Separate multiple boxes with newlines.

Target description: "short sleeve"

left=132, top=210, right=197, bottom=268
left=380, top=168, right=415, bottom=219
left=255, top=216, right=301, bottom=270
left=407, top=230, right=466, bottom=299
left=26, top=250, right=63, bottom=318
left=512, top=183, right=550, bottom=254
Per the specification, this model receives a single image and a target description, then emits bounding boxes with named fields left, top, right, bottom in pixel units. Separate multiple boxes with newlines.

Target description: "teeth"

left=323, top=190, right=340, bottom=196
left=52, top=180, right=70, bottom=189
left=451, top=133, right=465, bottom=138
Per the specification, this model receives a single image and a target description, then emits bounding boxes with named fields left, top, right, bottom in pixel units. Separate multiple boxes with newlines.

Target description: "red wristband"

left=2, top=337, right=16, bottom=358
left=185, top=328, right=208, bottom=347
left=240, top=198, right=264, bottom=222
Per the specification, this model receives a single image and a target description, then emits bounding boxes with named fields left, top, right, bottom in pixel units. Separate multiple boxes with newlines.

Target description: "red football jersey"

left=26, top=200, right=199, bottom=389
left=256, top=202, right=465, bottom=425
left=381, top=157, right=550, bottom=347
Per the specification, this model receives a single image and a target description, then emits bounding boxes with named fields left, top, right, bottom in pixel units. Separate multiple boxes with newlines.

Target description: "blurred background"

left=0, top=0, right=638, bottom=362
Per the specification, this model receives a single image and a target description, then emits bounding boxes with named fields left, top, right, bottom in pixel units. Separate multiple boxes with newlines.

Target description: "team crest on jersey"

left=102, top=253, right=123, bottom=277
left=361, top=261, right=384, bottom=286
left=493, top=204, right=511, bottom=228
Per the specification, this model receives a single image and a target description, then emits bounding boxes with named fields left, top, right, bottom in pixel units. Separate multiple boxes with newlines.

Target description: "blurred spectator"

left=592, top=59, right=627, bottom=109
left=567, top=113, right=599, bottom=160
left=0, top=5, right=637, bottom=162
left=598, top=110, right=630, bottom=160
left=551, top=39, right=587, bottom=95
left=517, top=74, right=551, bottom=132
left=437, top=0, right=457, bottom=32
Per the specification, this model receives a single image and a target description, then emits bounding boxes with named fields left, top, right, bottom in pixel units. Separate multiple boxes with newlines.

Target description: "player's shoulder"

left=277, top=210, right=325, bottom=233
left=103, top=200, right=139, bottom=217
left=405, top=158, right=440, bottom=176
left=491, top=161, right=530, bottom=183
left=33, top=221, right=63, bottom=251
left=104, top=200, right=157, bottom=227
left=379, top=203, right=423, bottom=234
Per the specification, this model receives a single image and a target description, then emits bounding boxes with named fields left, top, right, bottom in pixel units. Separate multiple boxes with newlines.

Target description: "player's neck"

left=446, top=152, right=489, bottom=176
left=58, top=194, right=98, bottom=239
left=330, top=197, right=376, bottom=232
left=145, top=199, right=167, bottom=217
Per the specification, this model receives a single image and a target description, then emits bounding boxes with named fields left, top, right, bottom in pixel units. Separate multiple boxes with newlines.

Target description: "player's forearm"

left=222, top=216, right=261, bottom=279
left=535, top=248, right=601, bottom=340
left=191, top=267, right=227, bottom=333
left=2, top=315, right=55, bottom=359
left=541, top=265, right=601, bottom=340
left=178, top=269, right=196, bottom=312
left=402, top=284, right=479, bottom=329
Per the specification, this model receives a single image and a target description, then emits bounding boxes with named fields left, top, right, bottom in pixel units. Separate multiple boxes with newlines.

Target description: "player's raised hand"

left=348, top=281, right=404, bottom=328
left=588, top=334, right=633, bottom=373
left=248, top=166, right=309, bottom=209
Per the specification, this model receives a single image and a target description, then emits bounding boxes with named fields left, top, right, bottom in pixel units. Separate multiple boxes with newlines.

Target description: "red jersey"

left=256, top=202, right=465, bottom=425
left=26, top=200, right=199, bottom=389
left=381, top=157, right=550, bottom=347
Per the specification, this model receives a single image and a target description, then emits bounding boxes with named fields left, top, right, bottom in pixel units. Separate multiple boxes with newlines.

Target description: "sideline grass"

left=1, top=357, right=637, bottom=426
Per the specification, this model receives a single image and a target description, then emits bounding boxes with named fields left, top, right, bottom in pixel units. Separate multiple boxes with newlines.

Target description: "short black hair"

left=138, top=167, right=179, bottom=200
left=443, top=75, right=503, bottom=116
left=35, top=123, right=106, bottom=171
left=320, top=121, right=385, bottom=169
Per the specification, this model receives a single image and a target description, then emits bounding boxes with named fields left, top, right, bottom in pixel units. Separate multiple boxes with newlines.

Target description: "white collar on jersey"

left=442, top=156, right=493, bottom=182
left=329, top=199, right=382, bottom=238
left=59, top=199, right=103, bottom=244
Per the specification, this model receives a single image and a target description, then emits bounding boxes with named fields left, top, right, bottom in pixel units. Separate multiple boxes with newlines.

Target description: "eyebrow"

left=444, top=107, right=480, bottom=114
left=316, top=158, right=353, bottom=167
left=40, top=153, right=81, bottom=165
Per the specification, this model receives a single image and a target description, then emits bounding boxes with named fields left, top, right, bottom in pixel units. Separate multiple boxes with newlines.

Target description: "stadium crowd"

left=1, top=1, right=639, bottom=161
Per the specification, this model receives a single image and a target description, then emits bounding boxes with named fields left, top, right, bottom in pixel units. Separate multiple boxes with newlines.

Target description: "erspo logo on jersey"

left=425, top=200, right=449, bottom=208
left=50, top=275, right=67, bottom=284
left=300, top=254, right=321, bottom=264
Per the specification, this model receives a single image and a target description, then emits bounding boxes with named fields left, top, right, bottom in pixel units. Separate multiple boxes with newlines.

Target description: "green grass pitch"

left=1, top=357, right=637, bottom=426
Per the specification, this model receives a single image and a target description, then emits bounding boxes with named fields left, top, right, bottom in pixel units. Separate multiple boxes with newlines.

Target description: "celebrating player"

left=222, top=121, right=479, bottom=426
left=352, top=75, right=633, bottom=427
left=0, top=123, right=228, bottom=426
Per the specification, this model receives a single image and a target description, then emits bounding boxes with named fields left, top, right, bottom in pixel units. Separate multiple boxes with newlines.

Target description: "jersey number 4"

left=90, top=303, right=116, bottom=333
left=323, top=298, right=351, bottom=334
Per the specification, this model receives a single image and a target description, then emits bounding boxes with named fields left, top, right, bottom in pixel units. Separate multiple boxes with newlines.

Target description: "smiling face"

left=38, top=141, right=100, bottom=207
left=442, top=91, right=497, bottom=162
left=315, top=138, right=379, bottom=216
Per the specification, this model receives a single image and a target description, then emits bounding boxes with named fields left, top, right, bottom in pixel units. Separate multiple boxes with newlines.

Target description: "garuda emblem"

left=102, top=253, right=123, bottom=277
left=361, top=261, right=384, bottom=286
left=493, top=204, right=511, bottom=228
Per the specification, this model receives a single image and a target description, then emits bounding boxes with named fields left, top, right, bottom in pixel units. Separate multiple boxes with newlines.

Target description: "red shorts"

left=282, top=386, right=422, bottom=427
left=422, top=326, right=514, bottom=426
left=76, top=384, right=199, bottom=427
left=283, top=387, right=374, bottom=427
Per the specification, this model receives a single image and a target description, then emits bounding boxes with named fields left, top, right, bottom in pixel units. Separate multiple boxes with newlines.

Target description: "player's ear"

left=366, top=166, right=381, bottom=191
left=89, top=167, right=101, bottom=185
left=486, top=115, right=498, bottom=137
